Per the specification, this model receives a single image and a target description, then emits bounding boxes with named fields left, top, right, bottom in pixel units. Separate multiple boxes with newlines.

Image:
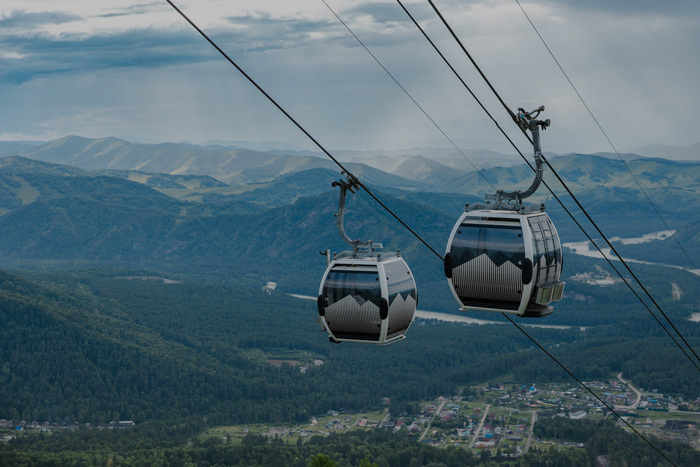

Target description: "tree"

left=309, top=453, right=338, bottom=467
left=358, top=459, right=379, bottom=467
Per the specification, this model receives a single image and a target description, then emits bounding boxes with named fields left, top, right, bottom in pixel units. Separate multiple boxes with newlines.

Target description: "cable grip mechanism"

left=468, top=105, right=551, bottom=212
left=332, top=172, right=382, bottom=257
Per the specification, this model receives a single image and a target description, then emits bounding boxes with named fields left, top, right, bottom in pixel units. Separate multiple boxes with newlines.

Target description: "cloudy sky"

left=1, top=0, right=698, bottom=156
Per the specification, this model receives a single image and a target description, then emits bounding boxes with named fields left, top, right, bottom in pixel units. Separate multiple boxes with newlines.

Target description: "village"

left=203, top=374, right=700, bottom=455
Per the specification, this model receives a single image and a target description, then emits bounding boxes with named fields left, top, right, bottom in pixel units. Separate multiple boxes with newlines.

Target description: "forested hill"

left=3, top=267, right=700, bottom=427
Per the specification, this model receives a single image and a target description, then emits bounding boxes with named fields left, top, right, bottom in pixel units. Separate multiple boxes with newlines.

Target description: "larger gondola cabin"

left=444, top=207, right=563, bottom=317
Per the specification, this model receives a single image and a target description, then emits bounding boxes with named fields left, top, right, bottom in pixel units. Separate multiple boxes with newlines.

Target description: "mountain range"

left=5, top=136, right=700, bottom=200
left=633, top=142, right=700, bottom=161
left=1, top=136, right=700, bottom=436
left=0, top=140, right=698, bottom=317
left=1, top=136, right=700, bottom=260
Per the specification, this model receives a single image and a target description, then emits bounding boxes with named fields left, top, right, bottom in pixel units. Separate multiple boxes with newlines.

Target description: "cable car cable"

left=321, top=0, right=495, bottom=191
left=164, top=3, right=687, bottom=456
left=163, top=0, right=443, bottom=262
left=420, top=0, right=700, bottom=368
left=315, top=4, right=691, bottom=456
left=513, top=0, right=698, bottom=272
left=503, top=314, right=677, bottom=467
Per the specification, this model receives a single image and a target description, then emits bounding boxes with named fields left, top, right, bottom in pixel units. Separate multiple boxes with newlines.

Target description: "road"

left=617, top=373, right=642, bottom=409
left=467, top=404, right=491, bottom=448
left=419, top=400, right=446, bottom=442
left=524, top=410, right=537, bottom=453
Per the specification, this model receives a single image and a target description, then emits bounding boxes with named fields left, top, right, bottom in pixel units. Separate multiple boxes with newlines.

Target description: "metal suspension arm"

left=514, top=106, right=549, bottom=200
left=332, top=173, right=380, bottom=255
left=488, top=106, right=550, bottom=208
left=332, top=175, right=358, bottom=246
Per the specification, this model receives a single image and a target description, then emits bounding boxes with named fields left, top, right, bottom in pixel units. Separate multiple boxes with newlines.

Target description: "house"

left=268, top=427, right=289, bottom=437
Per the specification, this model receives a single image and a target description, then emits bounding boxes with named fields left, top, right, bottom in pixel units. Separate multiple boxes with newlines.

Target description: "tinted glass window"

left=450, top=223, right=525, bottom=268
left=528, top=215, right=562, bottom=284
left=323, top=269, right=381, bottom=308
left=384, top=260, right=416, bottom=304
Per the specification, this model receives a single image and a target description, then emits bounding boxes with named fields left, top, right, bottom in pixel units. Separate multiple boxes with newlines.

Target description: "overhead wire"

left=420, top=0, right=700, bottom=369
left=166, top=1, right=679, bottom=461
left=320, top=0, right=495, bottom=191
left=513, top=0, right=698, bottom=272
left=396, top=0, right=700, bottom=373
left=163, top=0, right=443, bottom=261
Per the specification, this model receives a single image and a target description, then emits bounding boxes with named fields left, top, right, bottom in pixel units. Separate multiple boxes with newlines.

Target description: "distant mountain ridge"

left=633, top=142, right=700, bottom=161
left=12, top=135, right=700, bottom=198
left=9, top=136, right=429, bottom=190
left=3, top=142, right=700, bottom=275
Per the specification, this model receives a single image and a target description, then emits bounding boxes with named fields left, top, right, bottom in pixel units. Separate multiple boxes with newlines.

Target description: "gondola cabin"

left=444, top=209, right=564, bottom=317
left=318, top=254, right=417, bottom=345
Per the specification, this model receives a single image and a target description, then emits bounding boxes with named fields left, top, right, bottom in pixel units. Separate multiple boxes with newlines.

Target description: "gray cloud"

left=345, top=2, right=407, bottom=24
left=0, top=29, right=214, bottom=84
left=224, top=14, right=341, bottom=52
left=0, top=10, right=358, bottom=84
left=0, top=10, right=81, bottom=28
left=97, top=2, right=163, bottom=19
left=0, top=2, right=432, bottom=86
left=543, top=0, right=700, bottom=15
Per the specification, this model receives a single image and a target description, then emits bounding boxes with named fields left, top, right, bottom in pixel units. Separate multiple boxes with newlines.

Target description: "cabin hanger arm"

left=468, top=105, right=550, bottom=212
left=332, top=173, right=382, bottom=256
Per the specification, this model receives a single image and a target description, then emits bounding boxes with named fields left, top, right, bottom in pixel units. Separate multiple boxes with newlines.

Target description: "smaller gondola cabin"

left=318, top=255, right=417, bottom=345
left=444, top=209, right=564, bottom=317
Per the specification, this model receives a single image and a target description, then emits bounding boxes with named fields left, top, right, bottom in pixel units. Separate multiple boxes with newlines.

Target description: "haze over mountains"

left=2, top=135, right=700, bottom=194
left=1, top=135, right=700, bottom=298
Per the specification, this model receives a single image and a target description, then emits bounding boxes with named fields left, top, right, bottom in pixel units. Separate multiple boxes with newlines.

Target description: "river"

left=563, top=230, right=700, bottom=277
